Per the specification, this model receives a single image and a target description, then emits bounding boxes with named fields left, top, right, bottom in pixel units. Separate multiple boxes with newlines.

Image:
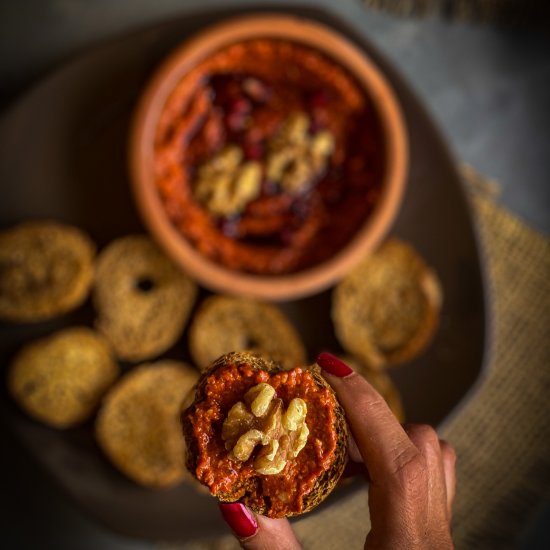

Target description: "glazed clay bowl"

left=129, top=14, right=408, bottom=301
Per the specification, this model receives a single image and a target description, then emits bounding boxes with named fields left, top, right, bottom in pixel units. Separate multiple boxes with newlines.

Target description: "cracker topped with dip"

left=182, top=351, right=348, bottom=518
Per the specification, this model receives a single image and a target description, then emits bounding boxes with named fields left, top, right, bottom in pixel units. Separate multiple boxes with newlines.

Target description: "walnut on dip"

left=181, top=351, right=348, bottom=518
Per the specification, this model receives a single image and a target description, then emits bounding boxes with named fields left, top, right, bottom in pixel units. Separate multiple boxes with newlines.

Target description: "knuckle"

left=440, top=440, right=457, bottom=463
left=393, top=447, right=425, bottom=477
left=391, top=448, right=428, bottom=494
left=356, top=391, right=391, bottom=420
left=407, top=423, right=440, bottom=449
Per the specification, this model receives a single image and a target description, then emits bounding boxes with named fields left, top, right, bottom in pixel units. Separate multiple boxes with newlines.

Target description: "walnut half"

left=221, top=382, right=309, bottom=475
left=193, top=145, right=261, bottom=217
left=265, top=112, right=335, bottom=195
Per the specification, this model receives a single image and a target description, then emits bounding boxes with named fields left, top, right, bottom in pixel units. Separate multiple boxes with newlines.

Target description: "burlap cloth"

left=168, top=167, right=550, bottom=549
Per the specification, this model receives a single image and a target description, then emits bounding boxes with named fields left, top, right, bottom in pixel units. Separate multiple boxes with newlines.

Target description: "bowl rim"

left=129, top=13, right=408, bottom=301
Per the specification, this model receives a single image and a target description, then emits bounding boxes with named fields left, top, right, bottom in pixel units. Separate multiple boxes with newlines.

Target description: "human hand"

left=219, top=352, right=456, bottom=549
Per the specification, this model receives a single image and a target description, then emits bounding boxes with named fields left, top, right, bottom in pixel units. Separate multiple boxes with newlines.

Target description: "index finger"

left=316, top=352, right=419, bottom=483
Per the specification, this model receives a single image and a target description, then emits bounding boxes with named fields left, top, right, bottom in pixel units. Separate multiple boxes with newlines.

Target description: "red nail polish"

left=219, top=503, right=258, bottom=538
left=316, top=352, right=353, bottom=377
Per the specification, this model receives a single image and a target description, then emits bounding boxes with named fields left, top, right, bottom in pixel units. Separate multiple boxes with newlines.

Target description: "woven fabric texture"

left=170, top=167, right=550, bottom=549
left=443, top=166, right=550, bottom=548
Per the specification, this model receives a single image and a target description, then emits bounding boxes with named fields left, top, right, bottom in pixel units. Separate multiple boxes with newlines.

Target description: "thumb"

left=219, top=503, right=301, bottom=550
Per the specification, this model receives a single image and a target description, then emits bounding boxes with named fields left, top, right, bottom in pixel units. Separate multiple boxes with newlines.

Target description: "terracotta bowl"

left=129, top=14, right=408, bottom=301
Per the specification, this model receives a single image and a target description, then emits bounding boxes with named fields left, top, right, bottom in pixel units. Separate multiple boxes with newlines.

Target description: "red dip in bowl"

left=154, top=39, right=385, bottom=275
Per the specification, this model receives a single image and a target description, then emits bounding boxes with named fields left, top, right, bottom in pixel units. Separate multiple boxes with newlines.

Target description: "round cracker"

left=182, top=351, right=348, bottom=517
left=332, top=239, right=442, bottom=369
left=8, top=327, right=118, bottom=428
left=189, top=296, right=306, bottom=371
left=93, top=235, right=197, bottom=361
left=96, top=360, right=199, bottom=488
left=0, top=220, right=95, bottom=322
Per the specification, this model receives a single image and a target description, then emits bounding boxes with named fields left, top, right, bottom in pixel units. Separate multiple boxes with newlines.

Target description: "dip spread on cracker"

left=182, top=351, right=348, bottom=517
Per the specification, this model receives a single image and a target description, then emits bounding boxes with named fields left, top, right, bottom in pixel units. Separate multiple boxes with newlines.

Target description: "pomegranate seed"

left=311, top=90, right=329, bottom=108
left=244, top=142, right=264, bottom=160
left=229, top=97, right=251, bottom=115
left=242, top=77, right=271, bottom=102
left=309, top=119, right=322, bottom=134
left=280, top=228, right=295, bottom=246
left=226, top=112, right=246, bottom=132
left=224, top=97, right=252, bottom=131
left=218, top=217, right=241, bottom=238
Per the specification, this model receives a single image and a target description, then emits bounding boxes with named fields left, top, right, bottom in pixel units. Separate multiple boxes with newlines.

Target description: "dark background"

left=1, top=1, right=549, bottom=548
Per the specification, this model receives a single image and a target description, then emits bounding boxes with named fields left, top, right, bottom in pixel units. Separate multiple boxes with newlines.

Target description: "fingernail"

left=316, top=352, right=353, bottom=377
left=219, top=503, right=258, bottom=538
